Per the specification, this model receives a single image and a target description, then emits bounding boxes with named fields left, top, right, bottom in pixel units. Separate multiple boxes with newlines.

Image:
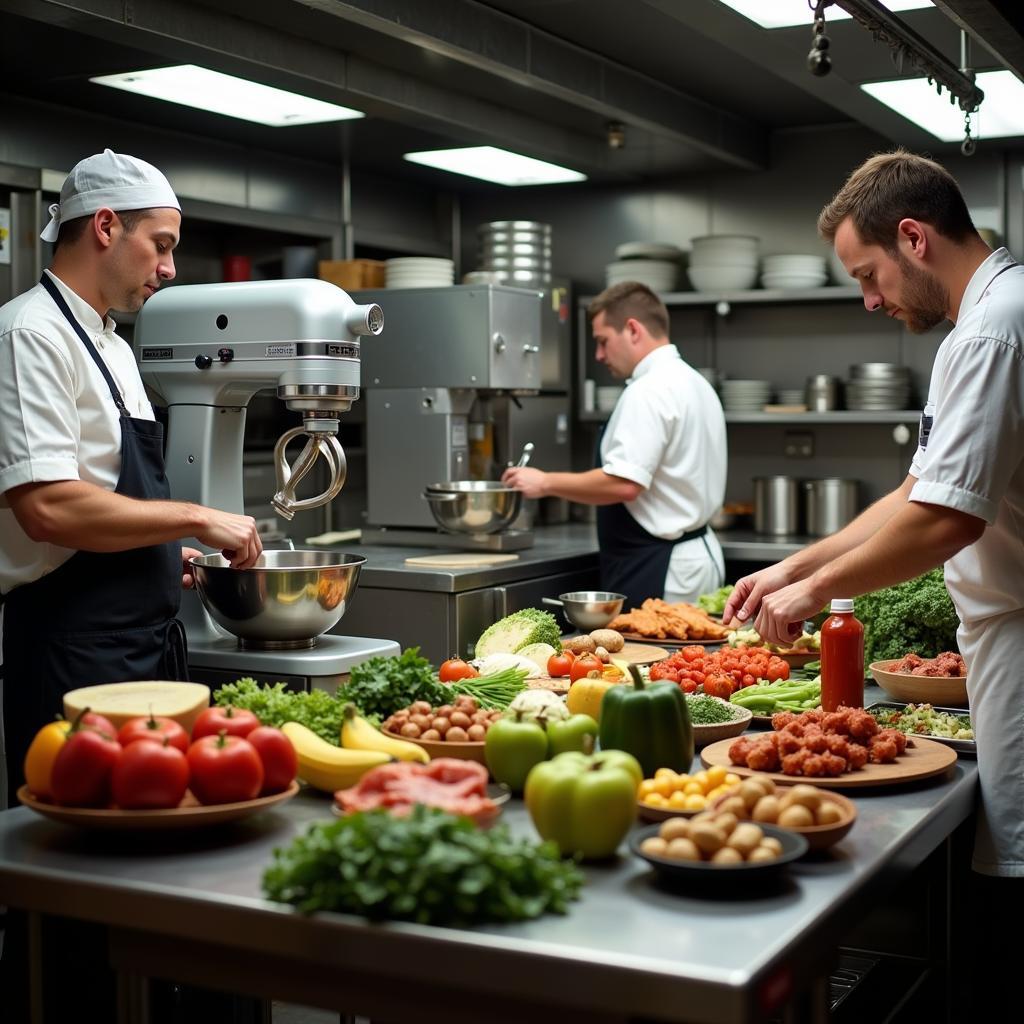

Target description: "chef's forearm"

left=7, top=480, right=209, bottom=551
left=541, top=469, right=643, bottom=505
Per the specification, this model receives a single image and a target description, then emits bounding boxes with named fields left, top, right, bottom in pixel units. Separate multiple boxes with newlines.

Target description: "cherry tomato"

left=187, top=733, right=264, bottom=805
left=111, top=737, right=189, bottom=809
left=546, top=650, right=576, bottom=678
left=191, top=705, right=261, bottom=741
left=569, top=653, right=604, bottom=682
left=51, top=728, right=122, bottom=807
left=118, top=713, right=189, bottom=753
left=438, top=658, right=479, bottom=683
left=703, top=675, right=735, bottom=701
left=245, top=726, right=298, bottom=795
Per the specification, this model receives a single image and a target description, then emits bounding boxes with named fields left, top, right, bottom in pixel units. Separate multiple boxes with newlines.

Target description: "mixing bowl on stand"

left=190, top=550, right=366, bottom=650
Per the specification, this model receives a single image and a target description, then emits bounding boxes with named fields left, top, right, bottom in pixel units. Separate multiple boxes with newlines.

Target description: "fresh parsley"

left=335, top=647, right=449, bottom=720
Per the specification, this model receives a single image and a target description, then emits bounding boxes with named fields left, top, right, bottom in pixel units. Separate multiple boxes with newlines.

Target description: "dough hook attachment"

left=271, top=424, right=347, bottom=520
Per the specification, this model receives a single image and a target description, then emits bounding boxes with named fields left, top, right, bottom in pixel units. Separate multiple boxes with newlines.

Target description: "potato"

left=713, top=812, right=739, bottom=837
left=563, top=635, right=597, bottom=655
left=594, top=646, right=610, bottom=663
left=589, top=629, right=625, bottom=653
left=786, top=784, right=822, bottom=813
left=666, top=837, right=702, bottom=862
left=711, top=846, right=743, bottom=865
left=726, top=822, right=764, bottom=858
left=750, top=775, right=777, bottom=796
left=659, top=818, right=691, bottom=841
left=815, top=801, right=844, bottom=826
left=759, top=836, right=784, bottom=856
left=449, top=711, right=472, bottom=729
left=641, top=836, right=669, bottom=857
left=752, top=795, right=781, bottom=823
left=467, top=724, right=486, bottom=741
left=718, top=795, right=748, bottom=819
left=738, top=779, right=766, bottom=810
left=778, top=804, right=815, bottom=828
left=689, top=822, right=727, bottom=856
left=420, top=729, right=441, bottom=742
left=748, top=844, right=779, bottom=863
left=446, top=726, right=469, bottom=742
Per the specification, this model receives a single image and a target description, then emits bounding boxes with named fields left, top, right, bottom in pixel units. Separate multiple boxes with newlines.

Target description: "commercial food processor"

left=134, top=279, right=399, bottom=691
left=356, top=284, right=545, bottom=551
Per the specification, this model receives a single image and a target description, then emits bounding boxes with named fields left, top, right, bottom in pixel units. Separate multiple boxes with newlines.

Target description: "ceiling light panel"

left=862, top=70, right=1024, bottom=141
left=403, top=146, right=586, bottom=185
left=716, top=1, right=932, bottom=30
left=90, top=65, right=364, bottom=126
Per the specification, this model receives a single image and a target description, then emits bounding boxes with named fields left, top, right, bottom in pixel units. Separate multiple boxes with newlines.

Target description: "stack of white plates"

left=720, top=378, right=773, bottom=412
left=478, top=221, right=551, bottom=287
left=760, top=254, right=828, bottom=290
left=385, top=257, right=455, bottom=289
left=777, top=388, right=806, bottom=406
left=605, top=258, right=678, bottom=292
left=688, top=235, right=760, bottom=292
left=845, top=363, right=912, bottom=411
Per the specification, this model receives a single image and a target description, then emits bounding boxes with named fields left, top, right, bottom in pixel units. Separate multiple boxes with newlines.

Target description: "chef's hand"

left=723, top=562, right=796, bottom=626
left=753, top=577, right=826, bottom=647
left=181, top=546, right=203, bottom=589
left=195, top=510, right=263, bottom=569
left=500, top=466, right=548, bottom=499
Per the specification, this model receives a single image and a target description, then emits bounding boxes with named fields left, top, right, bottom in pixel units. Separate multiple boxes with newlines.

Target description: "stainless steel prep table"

left=0, top=755, right=977, bottom=1024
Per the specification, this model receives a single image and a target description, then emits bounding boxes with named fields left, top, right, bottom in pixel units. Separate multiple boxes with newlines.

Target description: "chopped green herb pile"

left=214, top=678, right=343, bottom=743
left=685, top=694, right=742, bottom=724
left=336, top=647, right=448, bottom=720
left=262, top=806, right=584, bottom=925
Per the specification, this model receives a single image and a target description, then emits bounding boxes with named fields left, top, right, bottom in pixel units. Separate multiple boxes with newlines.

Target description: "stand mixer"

left=134, top=279, right=399, bottom=691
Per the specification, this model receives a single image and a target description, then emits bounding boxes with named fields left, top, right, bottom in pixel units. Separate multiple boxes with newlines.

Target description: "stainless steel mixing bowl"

left=542, top=591, right=626, bottom=631
left=421, top=480, right=522, bottom=535
left=190, top=550, right=365, bottom=649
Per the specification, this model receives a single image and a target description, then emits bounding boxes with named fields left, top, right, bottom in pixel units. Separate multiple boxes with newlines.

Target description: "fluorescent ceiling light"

left=716, top=1, right=932, bottom=30
left=404, top=146, right=586, bottom=185
left=862, top=70, right=1024, bottom=140
left=90, top=65, right=364, bottom=126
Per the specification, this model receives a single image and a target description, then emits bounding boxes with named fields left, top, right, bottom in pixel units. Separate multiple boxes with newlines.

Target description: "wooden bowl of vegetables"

left=686, top=694, right=752, bottom=747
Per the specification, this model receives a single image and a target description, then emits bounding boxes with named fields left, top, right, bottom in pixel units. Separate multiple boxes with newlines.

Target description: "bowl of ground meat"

left=869, top=652, right=968, bottom=707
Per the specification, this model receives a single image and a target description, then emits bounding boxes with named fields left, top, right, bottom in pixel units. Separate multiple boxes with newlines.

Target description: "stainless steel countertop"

left=0, top=721, right=978, bottom=1024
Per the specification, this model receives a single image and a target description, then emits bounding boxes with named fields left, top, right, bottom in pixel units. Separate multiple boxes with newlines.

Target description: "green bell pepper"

left=598, top=667, right=693, bottom=778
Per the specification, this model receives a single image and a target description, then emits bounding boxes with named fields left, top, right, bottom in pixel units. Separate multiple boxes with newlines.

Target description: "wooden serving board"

left=700, top=735, right=957, bottom=789
left=564, top=639, right=669, bottom=665
left=404, top=553, right=521, bottom=568
left=619, top=632, right=727, bottom=649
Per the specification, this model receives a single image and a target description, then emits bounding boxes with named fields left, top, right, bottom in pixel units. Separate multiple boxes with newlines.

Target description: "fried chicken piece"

left=781, top=749, right=811, bottom=775
left=822, top=712, right=851, bottom=735
left=772, top=711, right=799, bottom=731
left=848, top=709, right=880, bottom=741
left=825, top=734, right=851, bottom=759
left=778, top=731, right=804, bottom=756
left=801, top=709, right=825, bottom=725
left=876, top=727, right=908, bottom=755
left=746, top=737, right=781, bottom=772
left=728, top=737, right=755, bottom=766
left=868, top=735, right=899, bottom=763
left=801, top=725, right=829, bottom=754
left=820, top=752, right=848, bottom=776
left=846, top=743, right=869, bottom=770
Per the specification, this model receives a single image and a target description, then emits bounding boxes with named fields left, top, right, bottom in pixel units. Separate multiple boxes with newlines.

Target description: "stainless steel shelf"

left=579, top=285, right=861, bottom=307
left=719, top=530, right=812, bottom=560
left=579, top=409, right=920, bottom=424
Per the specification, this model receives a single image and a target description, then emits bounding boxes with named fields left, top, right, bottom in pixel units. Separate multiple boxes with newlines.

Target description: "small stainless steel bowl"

left=542, top=591, right=626, bottom=631
left=422, top=480, right=522, bottom=535
left=190, top=550, right=365, bottom=650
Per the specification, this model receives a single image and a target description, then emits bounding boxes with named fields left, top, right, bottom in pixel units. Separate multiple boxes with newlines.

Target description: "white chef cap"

left=40, top=148, right=180, bottom=243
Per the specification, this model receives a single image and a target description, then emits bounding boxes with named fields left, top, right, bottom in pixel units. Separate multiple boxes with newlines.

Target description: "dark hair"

left=587, top=281, right=670, bottom=338
left=818, top=149, right=977, bottom=252
left=54, top=208, right=154, bottom=251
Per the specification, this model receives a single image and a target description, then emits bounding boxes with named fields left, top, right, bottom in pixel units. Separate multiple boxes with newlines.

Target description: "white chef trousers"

left=958, top=609, right=1024, bottom=876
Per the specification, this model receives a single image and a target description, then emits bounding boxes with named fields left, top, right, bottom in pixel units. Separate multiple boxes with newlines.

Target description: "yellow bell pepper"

left=566, top=676, right=617, bottom=722
left=23, top=719, right=72, bottom=800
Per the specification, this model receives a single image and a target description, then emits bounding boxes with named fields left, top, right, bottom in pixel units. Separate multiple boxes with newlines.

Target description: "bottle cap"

left=830, top=598, right=854, bottom=613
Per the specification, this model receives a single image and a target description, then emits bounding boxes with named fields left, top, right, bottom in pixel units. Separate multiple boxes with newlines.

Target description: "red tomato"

left=679, top=678, right=698, bottom=694
left=187, top=734, right=263, bottom=805
left=438, top=658, right=479, bottom=683
left=546, top=650, right=576, bottom=678
left=569, top=653, right=604, bottom=682
left=111, top=738, right=189, bottom=810
left=245, top=726, right=297, bottom=795
left=51, top=729, right=122, bottom=807
left=118, top=713, right=189, bottom=753
left=191, top=705, right=261, bottom=740
left=703, top=675, right=735, bottom=701
left=80, top=710, right=118, bottom=738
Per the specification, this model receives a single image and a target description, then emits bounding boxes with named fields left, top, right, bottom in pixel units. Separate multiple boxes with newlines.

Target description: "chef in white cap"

left=0, top=149, right=263, bottom=804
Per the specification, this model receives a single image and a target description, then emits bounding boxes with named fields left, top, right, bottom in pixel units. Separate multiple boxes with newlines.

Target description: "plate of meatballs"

left=700, top=706, right=958, bottom=788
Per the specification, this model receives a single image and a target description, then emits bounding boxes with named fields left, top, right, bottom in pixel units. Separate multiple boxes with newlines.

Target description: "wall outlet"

left=784, top=431, right=814, bottom=458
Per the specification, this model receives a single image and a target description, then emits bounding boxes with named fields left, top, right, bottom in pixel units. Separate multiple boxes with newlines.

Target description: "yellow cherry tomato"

left=23, top=719, right=72, bottom=800
left=705, top=765, right=729, bottom=788
left=644, top=793, right=668, bottom=808
left=668, top=790, right=688, bottom=809
left=683, top=781, right=703, bottom=796
left=672, top=773, right=693, bottom=792
left=654, top=768, right=678, bottom=781
left=638, top=779, right=658, bottom=799
left=653, top=776, right=675, bottom=797
left=683, top=793, right=706, bottom=811
left=725, top=773, right=742, bottom=785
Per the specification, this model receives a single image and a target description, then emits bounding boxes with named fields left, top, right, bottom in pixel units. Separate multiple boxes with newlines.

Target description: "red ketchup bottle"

left=820, top=598, right=865, bottom=712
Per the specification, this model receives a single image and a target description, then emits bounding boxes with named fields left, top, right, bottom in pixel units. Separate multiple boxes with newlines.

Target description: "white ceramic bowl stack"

left=605, top=242, right=683, bottom=293
left=687, top=235, right=760, bottom=292
left=760, top=254, right=828, bottom=290
left=845, top=363, right=912, bottom=411
left=720, top=378, right=773, bottom=412
left=385, top=257, right=455, bottom=289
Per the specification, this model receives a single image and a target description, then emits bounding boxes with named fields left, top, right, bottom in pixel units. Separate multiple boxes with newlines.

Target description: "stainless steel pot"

left=543, top=591, right=625, bottom=630
left=754, top=476, right=801, bottom=535
left=804, top=478, right=858, bottom=536
left=190, top=550, right=365, bottom=650
left=422, top=480, right=522, bottom=535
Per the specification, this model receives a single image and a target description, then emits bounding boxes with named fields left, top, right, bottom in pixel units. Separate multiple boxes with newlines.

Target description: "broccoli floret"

left=474, top=608, right=563, bottom=657
left=855, top=569, right=961, bottom=664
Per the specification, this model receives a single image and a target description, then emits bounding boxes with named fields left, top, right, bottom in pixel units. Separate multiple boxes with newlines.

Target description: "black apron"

left=2, top=274, right=187, bottom=803
left=595, top=421, right=710, bottom=609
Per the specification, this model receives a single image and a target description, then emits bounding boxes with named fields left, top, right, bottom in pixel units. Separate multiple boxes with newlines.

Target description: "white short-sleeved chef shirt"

left=0, top=270, right=155, bottom=594
left=909, top=248, right=1024, bottom=625
left=600, top=344, right=727, bottom=589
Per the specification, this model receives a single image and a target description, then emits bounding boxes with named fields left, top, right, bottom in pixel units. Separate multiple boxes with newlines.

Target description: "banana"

left=281, top=721, right=392, bottom=791
left=341, top=703, right=430, bottom=763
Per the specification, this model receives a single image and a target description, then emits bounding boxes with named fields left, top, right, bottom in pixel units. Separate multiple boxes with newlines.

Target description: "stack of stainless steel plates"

left=477, top=221, right=552, bottom=287
left=720, top=378, right=773, bottom=412
left=845, top=363, right=912, bottom=411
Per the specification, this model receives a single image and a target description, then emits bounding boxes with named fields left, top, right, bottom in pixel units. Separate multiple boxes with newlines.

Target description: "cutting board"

left=404, top=553, right=521, bottom=568
left=563, top=639, right=669, bottom=665
left=700, top=735, right=957, bottom=789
